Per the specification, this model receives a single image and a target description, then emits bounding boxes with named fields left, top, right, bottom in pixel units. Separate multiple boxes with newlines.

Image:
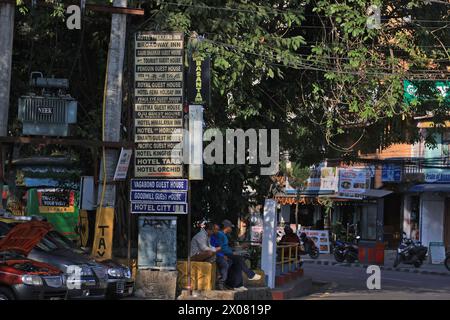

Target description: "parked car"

left=0, top=221, right=67, bottom=300
left=44, top=229, right=134, bottom=299
left=0, top=215, right=134, bottom=299
left=0, top=219, right=108, bottom=299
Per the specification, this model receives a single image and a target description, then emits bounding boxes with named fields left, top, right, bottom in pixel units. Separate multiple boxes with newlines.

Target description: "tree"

left=6, top=0, right=449, bottom=252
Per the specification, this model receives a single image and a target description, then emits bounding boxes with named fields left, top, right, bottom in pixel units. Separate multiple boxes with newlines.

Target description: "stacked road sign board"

left=130, top=179, right=188, bottom=215
left=134, top=31, right=184, bottom=178
left=132, top=31, right=188, bottom=216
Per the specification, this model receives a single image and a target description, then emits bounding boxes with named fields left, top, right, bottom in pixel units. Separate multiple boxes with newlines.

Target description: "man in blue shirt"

left=211, top=220, right=261, bottom=291
left=211, top=224, right=228, bottom=290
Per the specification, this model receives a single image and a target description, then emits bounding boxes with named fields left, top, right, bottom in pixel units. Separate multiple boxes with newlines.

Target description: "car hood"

left=29, top=248, right=98, bottom=271
left=0, top=221, right=52, bottom=256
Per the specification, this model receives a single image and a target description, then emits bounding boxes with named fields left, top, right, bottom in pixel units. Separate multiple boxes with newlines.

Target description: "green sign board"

left=27, top=188, right=80, bottom=240
left=404, top=80, right=450, bottom=106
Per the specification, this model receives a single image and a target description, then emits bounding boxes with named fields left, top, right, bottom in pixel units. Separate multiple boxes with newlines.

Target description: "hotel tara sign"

left=134, top=31, right=184, bottom=178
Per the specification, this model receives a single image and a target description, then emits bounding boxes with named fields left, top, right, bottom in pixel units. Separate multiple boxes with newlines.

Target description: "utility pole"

left=93, top=0, right=128, bottom=259
left=0, top=1, right=15, bottom=209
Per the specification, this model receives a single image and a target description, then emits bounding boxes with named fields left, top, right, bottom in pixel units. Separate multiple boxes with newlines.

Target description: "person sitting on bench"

left=190, top=222, right=221, bottom=262
left=213, top=220, right=261, bottom=291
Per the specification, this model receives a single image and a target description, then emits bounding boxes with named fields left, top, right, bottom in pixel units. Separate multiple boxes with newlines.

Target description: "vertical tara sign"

left=134, top=32, right=184, bottom=177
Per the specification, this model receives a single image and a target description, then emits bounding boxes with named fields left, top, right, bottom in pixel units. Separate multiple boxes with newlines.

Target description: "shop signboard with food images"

left=338, top=168, right=370, bottom=199
left=286, top=166, right=339, bottom=195
left=298, top=229, right=331, bottom=254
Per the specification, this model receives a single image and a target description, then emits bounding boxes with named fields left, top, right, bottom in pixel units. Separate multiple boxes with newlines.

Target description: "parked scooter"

left=333, top=236, right=360, bottom=263
left=299, top=233, right=320, bottom=259
left=393, top=232, right=428, bottom=268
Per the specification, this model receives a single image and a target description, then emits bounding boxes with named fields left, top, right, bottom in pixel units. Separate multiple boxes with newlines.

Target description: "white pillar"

left=261, top=199, right=277, bottom=289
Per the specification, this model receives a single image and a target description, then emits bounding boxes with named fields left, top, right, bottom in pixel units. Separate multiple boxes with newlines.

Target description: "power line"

left=426, top=0, right=450, bottom=5
left=202, top=32, right=449, bottom=50
left=204, top=38, right=450, bottom=78
left=159, top=1, right=450, bottom=28
left=159, top=1, right=305, bottom=15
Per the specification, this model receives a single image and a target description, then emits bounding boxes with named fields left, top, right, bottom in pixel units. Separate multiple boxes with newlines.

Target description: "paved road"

left=296, top=264, right=450, bottom=300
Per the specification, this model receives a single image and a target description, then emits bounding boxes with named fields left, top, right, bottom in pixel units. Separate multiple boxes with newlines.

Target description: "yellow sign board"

left=417, top=121, right=450, bottom=128
left=92, top=207, right=114, bottom=260
left=38, top=206, right=75, bottom=213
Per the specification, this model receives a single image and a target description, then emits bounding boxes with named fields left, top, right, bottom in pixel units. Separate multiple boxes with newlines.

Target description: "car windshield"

left=46, top=231, right=75, bottom=249
left=36, top=236, right=59, bottom=252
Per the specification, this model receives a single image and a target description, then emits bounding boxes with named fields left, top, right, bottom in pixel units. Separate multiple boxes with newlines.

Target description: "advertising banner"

left=298, top=229, right=331, bottom=254
left=113, top=148, right=132, bottom=181
left=187, top=49, right=211, bottom=107
left=27, top=188, right=80, bottom=240
left=338, top=168, right=369, bottom=199
left=382, top=164, right=402, bottom=183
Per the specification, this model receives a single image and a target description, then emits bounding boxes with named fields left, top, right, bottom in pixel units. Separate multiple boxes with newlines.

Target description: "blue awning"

left=409, top=184, right=450, bottom=193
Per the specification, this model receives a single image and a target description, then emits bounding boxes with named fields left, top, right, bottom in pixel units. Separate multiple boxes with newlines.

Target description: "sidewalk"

left=302, top=251, right=450, bottom=277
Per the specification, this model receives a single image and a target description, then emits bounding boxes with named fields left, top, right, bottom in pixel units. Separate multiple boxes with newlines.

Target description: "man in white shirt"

left=190, top=222, right=221, bottom=262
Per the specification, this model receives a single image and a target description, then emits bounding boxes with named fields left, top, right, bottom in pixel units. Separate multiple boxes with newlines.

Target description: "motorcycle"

left=393, top=232, right=428, bottom=268
left=333, top=236, right=360, bottom=263
left=299, top=233, right=320, bottom=259
left=444, top=252, right=449, bottom=271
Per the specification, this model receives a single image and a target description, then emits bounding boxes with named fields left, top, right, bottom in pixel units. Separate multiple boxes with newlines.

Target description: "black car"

left=0, top=220, right=108, bottom=299
left=1, top=216, right=134, bottom=299
left=45, top=229, right=134, bottom=298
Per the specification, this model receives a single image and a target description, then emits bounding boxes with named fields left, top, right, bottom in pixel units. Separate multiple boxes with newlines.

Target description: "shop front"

left=406, top=183, right=450, bottom=249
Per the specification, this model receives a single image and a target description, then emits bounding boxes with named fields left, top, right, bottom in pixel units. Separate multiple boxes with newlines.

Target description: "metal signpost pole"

left=187, top=179, right=192, bottom=295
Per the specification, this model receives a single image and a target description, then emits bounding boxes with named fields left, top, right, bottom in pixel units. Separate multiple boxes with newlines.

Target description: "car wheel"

left=0, top=287, right=14, bottom=300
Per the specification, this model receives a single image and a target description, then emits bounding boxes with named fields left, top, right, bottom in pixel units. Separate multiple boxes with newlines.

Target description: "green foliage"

left=8, top=0, right=449, bottom=227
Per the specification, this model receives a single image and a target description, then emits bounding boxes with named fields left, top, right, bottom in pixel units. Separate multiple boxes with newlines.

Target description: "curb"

left=303, top=259, right=450, bottom=277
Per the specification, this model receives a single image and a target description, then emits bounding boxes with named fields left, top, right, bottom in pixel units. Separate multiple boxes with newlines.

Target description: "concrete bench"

left=177, top=260, right=266, bottom=291
left=177, top=261, right=216, bottom=291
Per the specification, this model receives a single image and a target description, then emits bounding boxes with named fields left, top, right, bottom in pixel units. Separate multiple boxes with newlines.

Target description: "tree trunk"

left=0, top=3, right=15, bottom=209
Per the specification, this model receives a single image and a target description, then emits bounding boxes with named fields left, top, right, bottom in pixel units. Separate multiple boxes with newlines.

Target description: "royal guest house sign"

left=134, top=31, right=185, bottom=178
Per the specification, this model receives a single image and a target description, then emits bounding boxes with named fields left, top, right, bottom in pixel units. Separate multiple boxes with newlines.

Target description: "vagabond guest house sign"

left=130, top=179, right=188, bottom=215
left=134, top=31, right=184, bottom=177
